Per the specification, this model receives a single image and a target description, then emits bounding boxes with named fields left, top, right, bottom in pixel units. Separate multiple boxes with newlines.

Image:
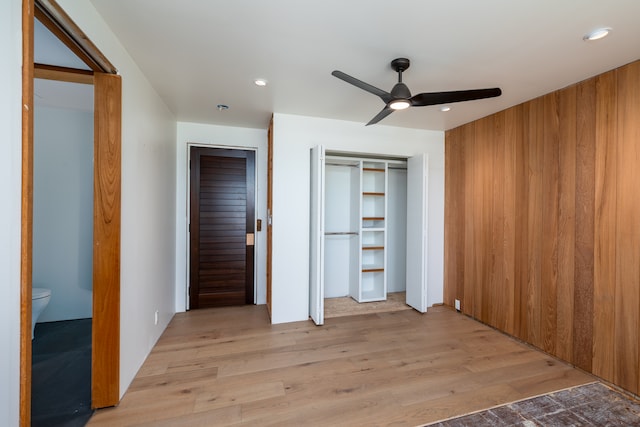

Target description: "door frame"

left=21, top=0, right=121, bottom=424
left=266, top=116, right=273, bottom=316
left=185, top=143, right=259, bottom=310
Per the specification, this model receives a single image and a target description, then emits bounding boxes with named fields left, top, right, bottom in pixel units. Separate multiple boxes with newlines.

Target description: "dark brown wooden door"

left=190, top=147, right=255, bottom=308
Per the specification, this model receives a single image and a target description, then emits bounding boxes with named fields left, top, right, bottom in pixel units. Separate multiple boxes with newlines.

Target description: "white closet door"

left=406, top=154, right=428, bottom=313
left=309, top=145, right=325, bottom=325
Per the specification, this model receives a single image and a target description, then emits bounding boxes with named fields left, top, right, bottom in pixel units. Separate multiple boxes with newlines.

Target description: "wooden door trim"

left=266, top=117, right=273, bottom=316
left=20, top=1, right=34, bottom=425
left=92, top=72, right=121, bottom=408
left=34, top=63, right=94, bottom=85
left=34, top=0, right=116, bottom=73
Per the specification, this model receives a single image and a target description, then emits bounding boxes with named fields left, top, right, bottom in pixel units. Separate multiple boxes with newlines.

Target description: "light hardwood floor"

left=88, top=305, right=594, bottom=426
left=324, top=292, right=411, bottom=318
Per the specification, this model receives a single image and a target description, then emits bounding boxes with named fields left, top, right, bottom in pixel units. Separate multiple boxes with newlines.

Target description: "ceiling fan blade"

left=332, top=70, right=393, bottom=103
left=366, top=106, right=393, bottom=126
left=410, top=88, right=502, bottom=107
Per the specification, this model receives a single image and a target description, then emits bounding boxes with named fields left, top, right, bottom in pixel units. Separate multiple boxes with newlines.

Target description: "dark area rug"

left=426, top=382, right=640, bottom=426
left=32, top=318, right=94, bottom=427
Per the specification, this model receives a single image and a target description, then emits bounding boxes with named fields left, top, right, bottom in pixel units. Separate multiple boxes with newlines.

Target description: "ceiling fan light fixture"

left=331, top=57, right=502, bottom=125
left=583, top=27, right=611, bottom=41
left=389, top=99, right=410, bottom=110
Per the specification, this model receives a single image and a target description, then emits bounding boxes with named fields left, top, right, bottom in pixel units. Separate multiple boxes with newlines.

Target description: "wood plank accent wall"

left=444, top=59, right=640, bottom=396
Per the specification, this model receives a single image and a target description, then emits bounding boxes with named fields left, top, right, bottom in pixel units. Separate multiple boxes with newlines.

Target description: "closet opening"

left=310, top=147, right=429, bottom=325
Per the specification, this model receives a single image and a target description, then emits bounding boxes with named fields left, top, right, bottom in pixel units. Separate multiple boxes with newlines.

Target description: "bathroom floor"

left=32, top=318, right=94, bottom=427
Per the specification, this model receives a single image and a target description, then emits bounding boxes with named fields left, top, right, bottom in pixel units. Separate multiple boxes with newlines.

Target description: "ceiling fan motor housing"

left=391, top=82, right=411, bottom=99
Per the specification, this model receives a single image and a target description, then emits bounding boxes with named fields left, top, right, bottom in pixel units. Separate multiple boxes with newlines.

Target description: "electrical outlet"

left=455, top=299, right=461, bottom=311
left=154, top=310, right=159, bottom=325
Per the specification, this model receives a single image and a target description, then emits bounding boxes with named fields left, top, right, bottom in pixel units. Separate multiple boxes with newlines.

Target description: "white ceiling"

left=63, top=1, right=640, bottom=130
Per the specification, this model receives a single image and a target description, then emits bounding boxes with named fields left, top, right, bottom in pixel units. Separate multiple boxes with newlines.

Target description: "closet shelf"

left=362, top=192, right=385, bottom=196
left=362, top=245, right=384, bottom=251
left=362, top=267, right=384, bottom=273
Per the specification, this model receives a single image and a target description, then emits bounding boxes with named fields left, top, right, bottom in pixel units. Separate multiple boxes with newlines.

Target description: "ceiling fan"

left=332, top=58, right=502, bottom=126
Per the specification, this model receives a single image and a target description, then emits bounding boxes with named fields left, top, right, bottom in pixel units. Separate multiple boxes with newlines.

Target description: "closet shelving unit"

left=357, top=161, right=387, bottom=302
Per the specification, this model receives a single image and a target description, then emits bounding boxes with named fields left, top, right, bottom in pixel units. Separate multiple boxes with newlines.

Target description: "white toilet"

left=32, top=287, right=51, bottom=339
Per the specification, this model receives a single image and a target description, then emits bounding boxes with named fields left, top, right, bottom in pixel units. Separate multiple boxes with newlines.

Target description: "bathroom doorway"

left=21, top=1, right=122, bottom=425
left=31, top=75, right=94, bottom=426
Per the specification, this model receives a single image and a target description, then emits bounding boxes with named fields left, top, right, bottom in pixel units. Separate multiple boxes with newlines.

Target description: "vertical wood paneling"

left=476, top=117, right=493, bottom=323
left=614, top=61, right=640, bottom=395
left=503, top=107, right=519, bottom=336
left=573, top=79, right=595, bottom=372
left=514, top=104, right=528, bottom=340
left=444, top=59, right=640, bottom=397
left=491, top=112, right=506, bottom=331
left=462, top=123, right=477, bottom=315
left=526, top=97, right=544, bottom=349
left=444, top=128, right=465, bottom=307
left=541, top=93, right=559, bottom=355
left=592, top=70, right=617, bottom=382
left=556, top=85, right=577, bottom=363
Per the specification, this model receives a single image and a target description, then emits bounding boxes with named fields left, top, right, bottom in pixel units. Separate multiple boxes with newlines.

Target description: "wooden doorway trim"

left=34, top=0, right=117, bottom=73
left=21, top=0, right=121, bottom=424
left=266, top=116, right=273, bottom=316
left=92, top=72, right=121, bottom=408
left=20, top=1, right=34, bottom=424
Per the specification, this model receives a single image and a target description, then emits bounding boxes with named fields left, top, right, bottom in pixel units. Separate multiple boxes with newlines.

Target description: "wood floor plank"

left=88, top=305, right=593, bottom=426
left=135, top=406, right=242, bottom=427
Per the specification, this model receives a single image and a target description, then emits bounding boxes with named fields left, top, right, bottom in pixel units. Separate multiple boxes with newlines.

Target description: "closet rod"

left=325, top=162, right=406, bottom=170
left=325, top=231, right=359, bottom=236
left=325, top=162, right=359, bottom=167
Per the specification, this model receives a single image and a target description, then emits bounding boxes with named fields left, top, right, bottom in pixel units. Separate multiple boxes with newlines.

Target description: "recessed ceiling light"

left=254, top=79, right=268, bottom=87
left=216, top=104, right=229, bottom=111
left=583, top=27, right=612, bottom=41
left=440, top=106, right=451, bottom=112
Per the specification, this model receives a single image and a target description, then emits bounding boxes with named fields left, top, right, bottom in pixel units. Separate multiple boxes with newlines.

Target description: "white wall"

left=58, top=0, right=177, bottom=398
left=176, top=122, right=268, bottom=310
left=0, top=0, right=23, bottom=424
left=387, top=168, right=408, bottom=293
left=270, top=113, right=444, bottom=324
left=33, top=104, right=93, bottom=322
